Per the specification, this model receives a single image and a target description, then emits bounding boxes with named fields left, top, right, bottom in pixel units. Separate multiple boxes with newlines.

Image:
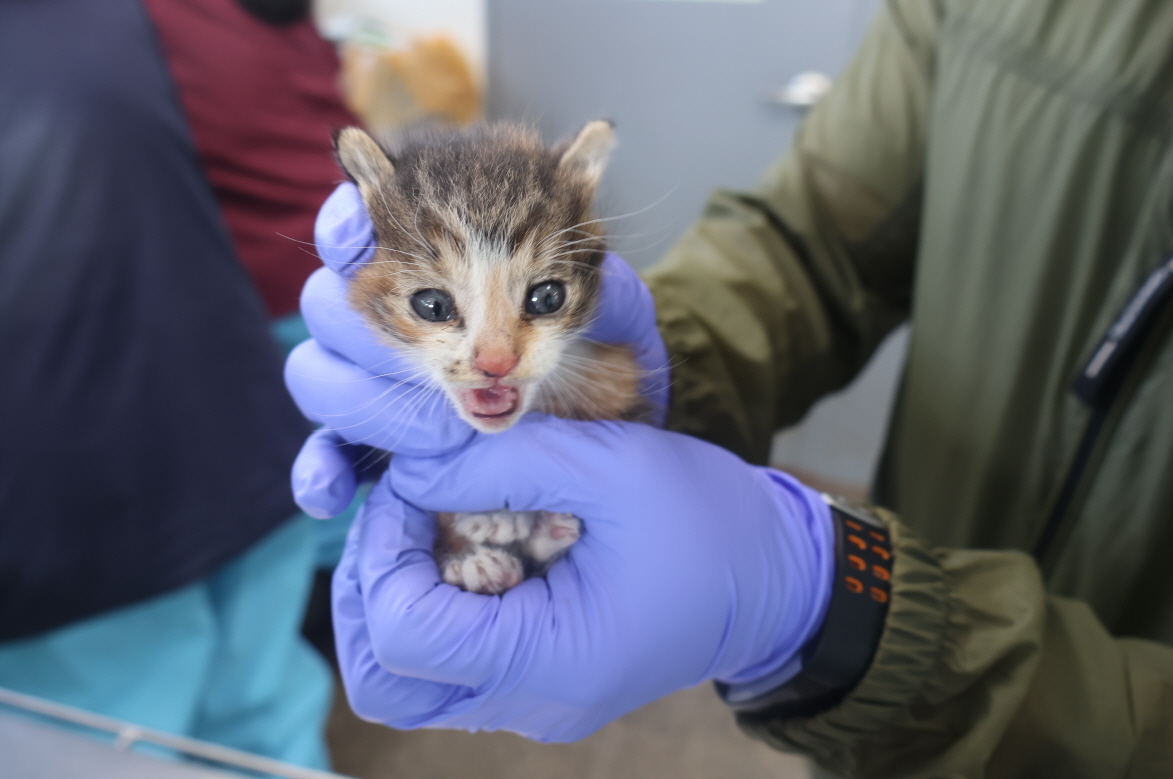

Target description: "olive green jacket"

left=644, top=0, right=1173, bottom=775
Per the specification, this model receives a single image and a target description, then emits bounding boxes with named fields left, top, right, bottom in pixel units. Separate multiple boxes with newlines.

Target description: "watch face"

left=821, top=493, right=885, bottom=529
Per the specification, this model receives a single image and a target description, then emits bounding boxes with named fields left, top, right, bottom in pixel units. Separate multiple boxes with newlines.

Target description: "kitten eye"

left=410, top=289, right=456, bottom=322
left=525, top=281, right=566, bottom=315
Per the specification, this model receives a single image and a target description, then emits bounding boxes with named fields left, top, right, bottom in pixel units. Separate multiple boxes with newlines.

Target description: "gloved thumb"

left=315, top=182, right=376, bottom=277
left=291, top=428, right=358, bottom=518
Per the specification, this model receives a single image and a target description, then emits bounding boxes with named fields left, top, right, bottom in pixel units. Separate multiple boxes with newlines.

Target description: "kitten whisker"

left=540, top=371, right=609, bottom=419
left=350, top=378, right=445, bottom=451
left=380, top=382, right=452, bottom=451
left=538, top=225, right=599, bottom=249
left=538, top=234, right=605, bottom=251
left=553, top=360, right=631, bottom=395
left=541, top=197, right=669, bottom=245
left=543, top=229, right=663, bottom=252
left=540, top=247, right=602, bottom=260
left=554, top=228, right=659, bottom=245
left=375, top=187, right=437, bottom=260
left=277, top=232, right=430, bottom=265
left=365, top=252, right=430, bottom=266
left=545, top=258, right=604, bottom=273
left=285, top=364, right=431, bottom=386
left=561, top=345, right=670, bottom=372
left=309, top=389, right=411, bottom=428
left=350, top=443, right=391, bottom=473
left=314, top=385, right=407, bottom=430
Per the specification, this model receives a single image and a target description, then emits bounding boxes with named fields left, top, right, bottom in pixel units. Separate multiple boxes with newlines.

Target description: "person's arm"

left=644, top=1, right=1173, bottom=773
left=645, top=0, right=935, bottom=462
left=749, top=510, right=1173, bottom=778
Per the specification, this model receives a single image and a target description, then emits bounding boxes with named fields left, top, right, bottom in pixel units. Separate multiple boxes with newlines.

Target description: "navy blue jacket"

left=0, top=0, right=310, bottom=640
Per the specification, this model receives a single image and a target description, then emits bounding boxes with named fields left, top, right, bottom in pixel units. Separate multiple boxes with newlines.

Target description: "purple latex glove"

left=332, top=416, right=834, bottom=741
left=312, top=180, right=376, bottom=277
left=285, top=182, right=669, bottom=518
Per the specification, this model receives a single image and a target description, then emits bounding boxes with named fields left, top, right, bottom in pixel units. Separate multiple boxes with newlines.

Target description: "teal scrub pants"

left=0, top=514, right=332, bottom=769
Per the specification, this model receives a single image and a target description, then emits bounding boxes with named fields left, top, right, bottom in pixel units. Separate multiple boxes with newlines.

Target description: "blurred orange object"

left=341, top=34, right=481, bottom=132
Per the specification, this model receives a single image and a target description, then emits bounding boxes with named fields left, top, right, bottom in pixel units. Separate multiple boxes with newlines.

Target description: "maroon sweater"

left=142, top=0, right=359, bottom=317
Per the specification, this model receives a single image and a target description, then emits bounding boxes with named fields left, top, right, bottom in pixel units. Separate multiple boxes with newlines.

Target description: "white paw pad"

left=441, top=547, right=524, bottom=595
left=451, top=511, right=536, bottom=546
left=525, top=512, right=582, bottom=565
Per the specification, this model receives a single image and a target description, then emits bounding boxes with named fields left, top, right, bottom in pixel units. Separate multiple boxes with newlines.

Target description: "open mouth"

left=458, top=386, right=521, bottom=422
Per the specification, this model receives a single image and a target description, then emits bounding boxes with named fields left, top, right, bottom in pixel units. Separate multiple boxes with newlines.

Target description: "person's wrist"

left=718, top=471, right=835, bottom=690
left=718, top=493, right=893, bottom=719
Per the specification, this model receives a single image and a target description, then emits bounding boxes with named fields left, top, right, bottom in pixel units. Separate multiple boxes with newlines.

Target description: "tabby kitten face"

left=336, top=122, right=615, bottom=432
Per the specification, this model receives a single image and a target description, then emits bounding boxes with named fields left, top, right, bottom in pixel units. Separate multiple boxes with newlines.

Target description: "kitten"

left=335, top=121, right=646, bottom=594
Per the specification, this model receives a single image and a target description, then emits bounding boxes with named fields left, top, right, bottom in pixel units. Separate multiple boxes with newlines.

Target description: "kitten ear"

left=559, top=120, right=615, bottom=187
left=335, top=127, right=395, bottom=193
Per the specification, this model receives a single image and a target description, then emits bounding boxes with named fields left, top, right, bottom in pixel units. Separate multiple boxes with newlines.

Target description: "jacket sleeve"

left=644, top=0, right=936, bottom=464
left=643, top=1, right=1173, bottom=774
left=737, top=512, right=1173, bottom=778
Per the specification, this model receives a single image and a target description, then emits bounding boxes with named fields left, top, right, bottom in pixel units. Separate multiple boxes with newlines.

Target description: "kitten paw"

left=441, top=546, right=525, bottom=595
left=525, top=512, right=581, bottom=566
left=451, top=511, right=537, bottom=546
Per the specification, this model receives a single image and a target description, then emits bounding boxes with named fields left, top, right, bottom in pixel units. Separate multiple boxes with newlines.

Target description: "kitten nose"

left=474, top=350, right=519, bottom=378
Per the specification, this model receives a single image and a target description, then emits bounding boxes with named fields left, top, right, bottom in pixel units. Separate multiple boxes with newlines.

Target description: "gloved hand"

left=286, top=182, right=670, bottom=518
left=333, top=416, right=834, bottom=741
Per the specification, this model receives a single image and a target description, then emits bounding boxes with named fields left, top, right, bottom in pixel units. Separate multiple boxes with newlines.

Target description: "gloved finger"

left=389, top=416, right=661, bottom=528
left=429, top=680, right=614, bottom=743
left=580, top=254, right=670, bottom=421
left=581, top=253, right=657, bottom=360
left=291, top=429, right=357, bottom=519
left=300, top=266, right=420, bottom=380
left=285, top=339, right=473, bottom=457
left=354, top=477, right=558, bottom=689
left=332, top=513, right=480, bottom=727
left=315, top=182, right=376, bottom=277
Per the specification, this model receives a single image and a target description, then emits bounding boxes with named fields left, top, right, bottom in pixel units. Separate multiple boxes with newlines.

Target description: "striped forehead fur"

left=374, top=124, right=599, bottom=255
left=345, top=123, right=607, bottom=339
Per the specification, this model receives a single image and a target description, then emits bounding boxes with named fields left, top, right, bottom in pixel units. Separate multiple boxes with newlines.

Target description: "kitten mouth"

left=459, top=386, right=521, bottom=421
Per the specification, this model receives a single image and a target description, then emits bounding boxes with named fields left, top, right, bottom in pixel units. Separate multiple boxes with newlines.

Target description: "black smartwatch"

left=715, top=494, right=892, bottom=719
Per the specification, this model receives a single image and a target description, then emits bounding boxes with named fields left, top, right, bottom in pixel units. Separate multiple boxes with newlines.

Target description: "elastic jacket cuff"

left=735, top=509, right=950, bottom=770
